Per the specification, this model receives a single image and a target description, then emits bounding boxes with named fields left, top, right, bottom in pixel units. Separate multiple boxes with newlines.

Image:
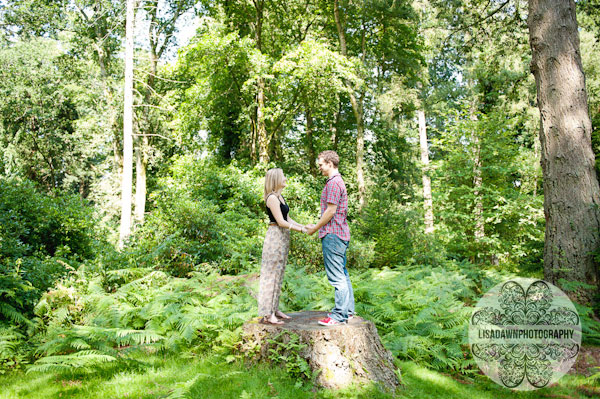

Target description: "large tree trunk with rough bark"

left=528, top=0, right=600, bottom=303
left=119, top=0, right=135, bottom=247
left=241, top=311, right=400, bottom=390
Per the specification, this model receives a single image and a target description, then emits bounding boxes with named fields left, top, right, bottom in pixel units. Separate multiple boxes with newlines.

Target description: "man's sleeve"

left=325, top=181, right=341, bottom=205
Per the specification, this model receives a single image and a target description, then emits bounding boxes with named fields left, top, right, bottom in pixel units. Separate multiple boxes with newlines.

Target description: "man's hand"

left=306, top=203, right=335, bottom=236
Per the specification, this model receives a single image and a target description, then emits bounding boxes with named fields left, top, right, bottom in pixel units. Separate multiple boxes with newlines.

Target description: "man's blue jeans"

left=321, top=233, right=355, bottom=322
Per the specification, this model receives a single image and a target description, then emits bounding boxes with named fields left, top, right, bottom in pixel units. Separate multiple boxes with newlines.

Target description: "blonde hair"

left=264, top=168, right=284, bottom=201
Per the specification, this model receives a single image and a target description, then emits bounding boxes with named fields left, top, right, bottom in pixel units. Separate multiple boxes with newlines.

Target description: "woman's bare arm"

left=266, top=196, right=303, bottom=232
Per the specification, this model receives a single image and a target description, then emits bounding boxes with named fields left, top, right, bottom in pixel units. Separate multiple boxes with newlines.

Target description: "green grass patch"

left=0, top=353, right=597, bottom=399
left=397, top=360, right=597, bottom=399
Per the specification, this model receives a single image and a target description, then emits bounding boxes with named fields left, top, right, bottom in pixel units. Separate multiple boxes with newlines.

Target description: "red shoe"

left=318, top=316, right=347, bottom=326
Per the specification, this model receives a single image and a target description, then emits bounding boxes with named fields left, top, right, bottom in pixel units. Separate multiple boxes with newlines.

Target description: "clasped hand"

left=301, top=224, right=317, bottom=235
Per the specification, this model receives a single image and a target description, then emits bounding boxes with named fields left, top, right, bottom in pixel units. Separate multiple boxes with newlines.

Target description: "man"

left=305, top=150, right=355, bottom=326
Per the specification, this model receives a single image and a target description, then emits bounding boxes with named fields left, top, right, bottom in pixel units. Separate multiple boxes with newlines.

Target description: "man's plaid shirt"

left=319, top=174, right=350, bottom=241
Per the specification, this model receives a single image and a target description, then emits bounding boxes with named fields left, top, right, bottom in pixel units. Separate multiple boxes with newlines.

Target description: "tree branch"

left=133, top=133, right=173, bottom=140
left=442, top=0, right=511, bottom=48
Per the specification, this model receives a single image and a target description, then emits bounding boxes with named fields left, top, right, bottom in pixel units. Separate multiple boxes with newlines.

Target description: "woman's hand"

left=305, top=224, right=317, bottom=235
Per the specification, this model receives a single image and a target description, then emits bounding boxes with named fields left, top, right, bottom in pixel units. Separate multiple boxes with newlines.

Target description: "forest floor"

left=0, top=351, right=598, bottom=399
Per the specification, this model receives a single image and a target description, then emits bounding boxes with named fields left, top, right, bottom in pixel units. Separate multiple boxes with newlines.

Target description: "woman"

left=258, top=168, right=305, bottom=325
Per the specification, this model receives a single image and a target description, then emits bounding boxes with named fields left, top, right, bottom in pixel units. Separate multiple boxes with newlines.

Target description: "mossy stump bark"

left=241, top=311, right=400, bottom=390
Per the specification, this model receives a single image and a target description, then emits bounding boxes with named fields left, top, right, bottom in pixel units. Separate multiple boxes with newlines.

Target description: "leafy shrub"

left=266, top=331, right=313, bottom=385
left=0, top=178, right=95, bottom=261
left=125, top=157, right=381, bottom=275
left=124, top=157, right=265, bottom=275
left=345, top=233, right=376, bottom=270
left=0, top=178, right=96, bottom=337
left=288, top=218, right=324, bottom=272
left=355, top=186, right=443, bottom=268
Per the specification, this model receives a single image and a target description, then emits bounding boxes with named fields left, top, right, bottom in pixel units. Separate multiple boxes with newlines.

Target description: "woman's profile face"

left=279, top=174, right=287, bottom=190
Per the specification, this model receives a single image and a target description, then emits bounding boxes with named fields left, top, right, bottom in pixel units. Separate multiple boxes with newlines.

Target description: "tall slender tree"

left=135, top=0, right=196, bottom=223
left=120, top=0, right=135, bottom=246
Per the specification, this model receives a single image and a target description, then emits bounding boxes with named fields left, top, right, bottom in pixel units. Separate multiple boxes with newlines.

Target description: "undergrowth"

left=27, top=267, right=255, bottom=373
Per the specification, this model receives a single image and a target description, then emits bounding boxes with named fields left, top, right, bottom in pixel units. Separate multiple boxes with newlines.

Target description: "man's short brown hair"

left=318, top=150, right=339, bottom=167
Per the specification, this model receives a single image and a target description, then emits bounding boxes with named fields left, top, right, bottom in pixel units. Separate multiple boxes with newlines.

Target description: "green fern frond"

left=0, top=303, right=31, bottom=326
left=27, top=350, right=116, bottom=373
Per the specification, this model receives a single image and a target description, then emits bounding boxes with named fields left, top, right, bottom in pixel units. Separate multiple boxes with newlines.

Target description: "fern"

left=165, top=375, right=201, bottom=399
left=0, top=325, right=28, bottom=372
left=0, top=303, right=31, bottom=326
left=30, top=267, right=259, bottom=370
left=282, top=263, right=481, bottom=373
left=28, top=259, right=513, bottom=376
left=27, top=350, right=116, bottom=373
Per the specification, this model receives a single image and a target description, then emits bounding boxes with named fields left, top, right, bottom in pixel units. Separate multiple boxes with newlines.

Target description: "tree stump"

left=241, top=311, right=401, bottom=390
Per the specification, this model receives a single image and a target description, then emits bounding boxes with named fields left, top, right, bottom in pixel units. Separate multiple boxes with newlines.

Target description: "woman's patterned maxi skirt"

left=257, top=225, right=290, bottom=317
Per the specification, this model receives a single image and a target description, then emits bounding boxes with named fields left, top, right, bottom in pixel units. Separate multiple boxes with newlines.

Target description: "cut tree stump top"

left=242, top=311, right=401, bottom=390
left=267, top=311, right=362, bottom=330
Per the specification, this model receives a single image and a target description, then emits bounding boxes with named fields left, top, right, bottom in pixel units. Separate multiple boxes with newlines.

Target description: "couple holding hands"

left=258, top=150, right=355, bottom=327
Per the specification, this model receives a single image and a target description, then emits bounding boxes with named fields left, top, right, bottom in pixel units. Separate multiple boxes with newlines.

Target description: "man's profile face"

left=317, top=158, right=332, bottom=176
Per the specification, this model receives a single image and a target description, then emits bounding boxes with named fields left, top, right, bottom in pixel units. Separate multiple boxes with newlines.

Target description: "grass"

left=397, top=361, right=598, bottom=399
left=0, top=353, right=597, bottom=399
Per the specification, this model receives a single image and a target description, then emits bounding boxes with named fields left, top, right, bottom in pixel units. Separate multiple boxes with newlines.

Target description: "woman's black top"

left=266, top=194, right=289, bottom=224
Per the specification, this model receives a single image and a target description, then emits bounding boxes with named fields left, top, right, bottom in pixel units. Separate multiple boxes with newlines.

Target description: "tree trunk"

left=306, top=106, right=317, bottom=176
left=134, top=135, right=148, bottom=223
left=135, top=3, right=159, bottom=224
left=119, top=0, right=135, bottom=247
left=257, top=76, right=269, bottom=163
left=331, top=101, right=341, bottom=151
left=254, top=0, right=269, bottom=164
left=356, top=108, right=366, bottom=210
left=528, top=0, right=600, bottom=303
left=417, top=110, right=434, bottom=234
left=250, top=118, right=257, bottom=162
left=94, top=43, right=122, bottom=176
left=471, top=111, right=484, bottom=241
left=334, top=0, right=366, bottom=210
left=533, top=135, right=540, bottom=197
left=242, top=311, right=400, bottom=390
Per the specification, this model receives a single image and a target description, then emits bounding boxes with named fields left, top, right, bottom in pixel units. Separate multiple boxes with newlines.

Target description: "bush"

left=123, top=156, right=265, bottom=275
left=0, top=178, right=95, bottom=260
left=355, top=186, right=443, bottom=268
left=0, top=178, right=96, bottom=321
